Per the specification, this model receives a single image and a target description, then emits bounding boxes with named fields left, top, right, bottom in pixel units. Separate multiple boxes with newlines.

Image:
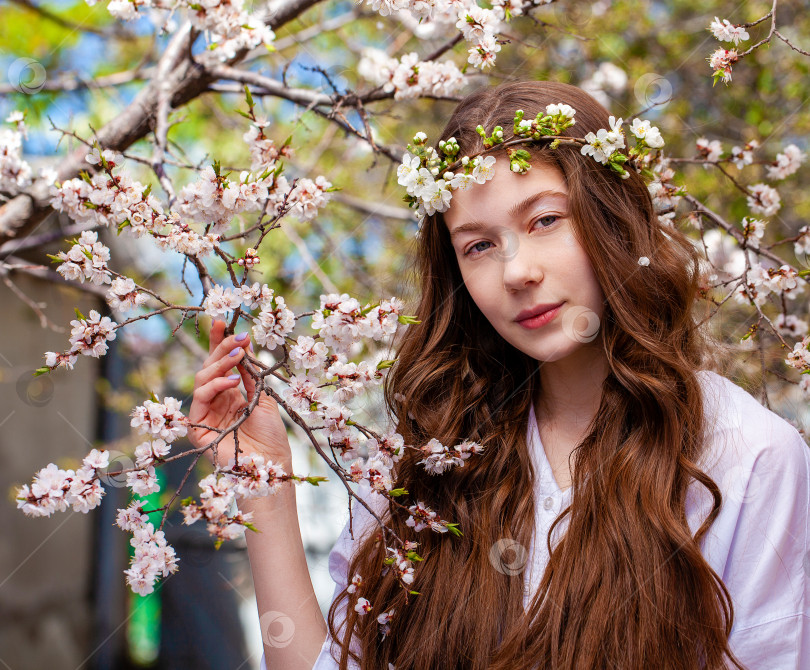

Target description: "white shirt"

left=261, top=370, right=810, bottom=669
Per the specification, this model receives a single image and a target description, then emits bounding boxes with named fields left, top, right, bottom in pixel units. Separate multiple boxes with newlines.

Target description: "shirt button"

left=543, top=496, right=554, bottom=511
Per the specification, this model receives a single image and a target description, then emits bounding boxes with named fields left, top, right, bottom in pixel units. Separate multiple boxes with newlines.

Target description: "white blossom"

left=134, top=439, right=171, bottom=468
left=55, top=230, right=112, bottom=285
left=355, top=597, right=373, bottom=615
left=417, top=437, right=484, bottom=474
left=252, top=295, right=295, bottom=348
left=709, top=17, right=749, bottom=45
left=733, top=263, right=772, bottom=306
left=130, top=396, right=188, bottom=443
left=289, top=176, right=333, bottom=221
left=746, top=183, right=781, bottom=217
left=696, top=138, right=723, bottom=163
left=358, top=49, right=464, bottom=100
left=289, top=335, right=329, bottom=372
left=629, top=118, right=664, bottom=148
left=127, top=465, right=160, bottom=496
left=766, top=144, right=805, bottom=181
left=580, top=62, right=628, bottom=107
left=730, top=140, right=758, bottom=170
left=124, top=523, right=178, bottom=596
left=69, top=309, right=117, bottom=358
left=281, top=374, right=325, bottom=416
left=116, top=500, right=150, bottom=532
left=0, top=127, right=33, bottom=193
left=775, top=314, right=809, bottom=339
left=203, top=284, right=245, bottom=320
left=107, top=276, right=148, bottom=311
left=786, top=335, right=810, bottom=371
left=795, top=226, right=810, bottom=257
left=581, top=116, right=626, bottom=165
left=708, top=49, right=738, bottom=83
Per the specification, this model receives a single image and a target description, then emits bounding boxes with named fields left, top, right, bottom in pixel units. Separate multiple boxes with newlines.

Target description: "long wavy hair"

left=325, top=80, right=745, bottom=670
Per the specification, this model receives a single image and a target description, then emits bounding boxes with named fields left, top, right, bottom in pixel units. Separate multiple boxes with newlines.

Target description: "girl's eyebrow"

left=449, top=189, right=569, bottom=240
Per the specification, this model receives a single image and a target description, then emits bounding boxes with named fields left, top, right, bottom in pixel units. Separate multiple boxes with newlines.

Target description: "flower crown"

left=397, top=104, right=665, bottom=222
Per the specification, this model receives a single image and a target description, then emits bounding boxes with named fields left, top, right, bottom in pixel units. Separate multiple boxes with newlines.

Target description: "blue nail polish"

left=229, top=347, right=241, bottom=357
left=228, top=373, right=240, bottom=380
left=235, top=332, right=248, bottom=341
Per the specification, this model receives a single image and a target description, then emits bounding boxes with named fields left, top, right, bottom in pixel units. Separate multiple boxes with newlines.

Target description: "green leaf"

left=444, top=522, right=463, bottom=537
left=388, top=488, right=408, bottom=497
left=33, top=367, right=51, bottom=376
left=74, top=308, right=86, bottom=321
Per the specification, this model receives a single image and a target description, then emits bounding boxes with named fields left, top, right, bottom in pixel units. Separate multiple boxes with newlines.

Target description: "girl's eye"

left=534, top=214, right=560, bottom=229
left=462, top=214, right=562, bottom=257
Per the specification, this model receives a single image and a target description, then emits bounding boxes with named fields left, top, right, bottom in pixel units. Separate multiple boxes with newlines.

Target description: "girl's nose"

left=501, top=233, right=544, bottom=291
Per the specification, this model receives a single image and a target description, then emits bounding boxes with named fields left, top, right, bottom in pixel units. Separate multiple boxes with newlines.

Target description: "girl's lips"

left=516, top=303, right=563, bottom=329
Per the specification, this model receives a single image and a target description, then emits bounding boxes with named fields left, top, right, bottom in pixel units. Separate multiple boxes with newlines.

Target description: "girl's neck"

left=535, top=344, right=609, bottom=431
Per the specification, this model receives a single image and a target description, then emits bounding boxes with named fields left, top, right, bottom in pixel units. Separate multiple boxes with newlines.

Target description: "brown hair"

left=326, top=80, right=744, bottom=669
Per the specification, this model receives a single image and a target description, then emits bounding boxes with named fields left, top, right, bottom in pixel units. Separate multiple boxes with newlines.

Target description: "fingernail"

left=229, top=347, right=241, bottom=357
left=235, top=332, right=248, bottom=341
left=227, top=373, right=240, bottom=380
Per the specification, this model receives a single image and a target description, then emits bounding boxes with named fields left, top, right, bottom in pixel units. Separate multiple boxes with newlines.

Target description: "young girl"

left=188, top=80, right=810, bottom=669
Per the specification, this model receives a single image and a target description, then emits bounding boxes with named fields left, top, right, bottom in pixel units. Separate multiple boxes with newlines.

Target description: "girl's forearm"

left=241, top=480, right=328, bottom=669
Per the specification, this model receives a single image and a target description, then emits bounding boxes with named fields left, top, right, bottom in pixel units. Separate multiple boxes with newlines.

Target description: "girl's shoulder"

left=689, top=370, right=810, bottom=646
left=688, top=369, right=809, bottom=535
left=695, top=368, right=808, bottom=466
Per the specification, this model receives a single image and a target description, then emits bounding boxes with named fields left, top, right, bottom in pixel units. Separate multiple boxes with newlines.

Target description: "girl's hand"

left=188, top=319, right=292, bottom=471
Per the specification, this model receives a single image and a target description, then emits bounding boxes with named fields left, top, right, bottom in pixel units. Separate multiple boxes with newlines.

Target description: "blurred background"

left=2, top=0, right=810, bottom=667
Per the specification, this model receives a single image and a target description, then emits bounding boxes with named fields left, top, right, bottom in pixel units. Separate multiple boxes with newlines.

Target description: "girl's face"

left=443, top=160, right=606, bottom=364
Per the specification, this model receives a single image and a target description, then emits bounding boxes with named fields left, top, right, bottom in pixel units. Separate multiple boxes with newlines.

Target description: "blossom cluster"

left=53, top=230, right=112, bottom=285
left=115, top=501, right=179, bottom=596
left=405, top=500, right=454, bottom=533
left=243, top=120, right=293, bottom=171
left=289, top=176, right=335, bottom=221
left=87, top=0, right=274, bottom=62
left=16, top=448, right=109, bottom=517
left=416, top=437, right=485, bottom=475
left=176, top=165, right=291, bottom=233
left=363, top=0, right=513, bottom=70
left=733, top=263, right=804, bottom=307
left=51, top=152, right=221, bottom=258
left=786, top=335, right=810, bottom=373
left=767, top=144, right=806, bottom=181
left=311, top=293, right=408, bottom=356
left=41, top=309, right=118, bottom=371
left=181, top=454, right=288, bottom=545
left=707, top=16, right=749, bottom=84
left=746, top=183, right=781, bottom=218
left=358, top=49, right=465, bottom=100
left=1, top=117, right=33, bottom=193
left=130, top=396, right=189, bottom=443
left=107, top=276, right=148, bottom=312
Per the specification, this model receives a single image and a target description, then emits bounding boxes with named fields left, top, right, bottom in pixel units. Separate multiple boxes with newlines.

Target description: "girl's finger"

left=204, top=330, right=251, bottom=368
left=195, top=346, right=245, bottom=389
left=189, top=375, right=241, bottom=420
left=208, top=319, right=226, bottom=356
left=203, top=332, right=250, bottom=367
left=237, top=359, right=257, bottom=399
